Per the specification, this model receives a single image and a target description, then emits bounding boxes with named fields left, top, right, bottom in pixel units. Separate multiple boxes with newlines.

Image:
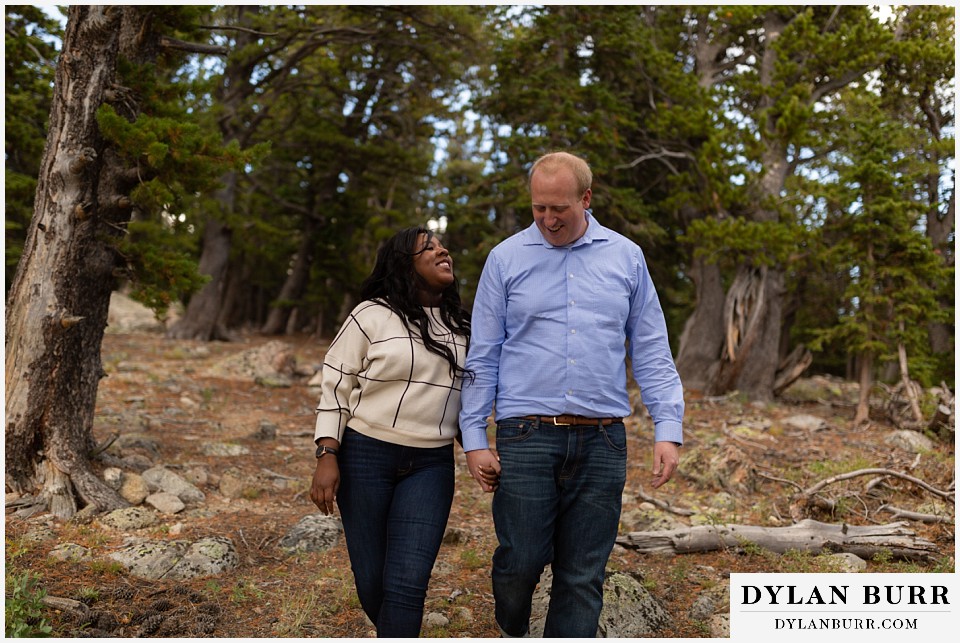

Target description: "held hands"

left=310, top=452, right=340, bottom=515
left=466, top=448, right=501, bottom=493
left=651, top=441, right=680, bottom=489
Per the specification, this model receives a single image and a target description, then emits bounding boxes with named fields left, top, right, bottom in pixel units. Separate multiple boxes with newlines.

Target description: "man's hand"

left=651, top=441, right=680, bottom=489
left=465, top=448, right=501, bottom=492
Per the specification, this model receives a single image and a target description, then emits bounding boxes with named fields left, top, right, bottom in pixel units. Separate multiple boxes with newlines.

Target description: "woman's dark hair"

left=359, top=226, right=472, bottom=382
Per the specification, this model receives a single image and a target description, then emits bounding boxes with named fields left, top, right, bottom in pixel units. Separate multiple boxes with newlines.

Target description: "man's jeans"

left=336, top=427, right=455, bottom=637
left=492, top=417, right=627, bottom=638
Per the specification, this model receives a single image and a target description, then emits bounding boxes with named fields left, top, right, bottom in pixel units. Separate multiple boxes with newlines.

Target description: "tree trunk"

left=5, top=6, right=163, bottom=515
left=675, top=256, right=726, bottom=393
left=616, top=519, right=938, bottom=562
left=854, top=350, right=874, bottom=426
left=261, top=221, right=318, bottom=335
left=897, top=322, right=924, bottom=425
left=709, top=265, right=784, bottom=401
left=165, top=215, right=234, bottom=340
left=165, top=6, right=259, bottom=339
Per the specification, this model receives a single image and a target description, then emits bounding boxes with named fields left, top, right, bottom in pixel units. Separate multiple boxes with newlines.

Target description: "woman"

left=310, top=226, right=495, bottom=637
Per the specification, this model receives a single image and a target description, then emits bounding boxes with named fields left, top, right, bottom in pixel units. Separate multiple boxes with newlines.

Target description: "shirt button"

left=570, top=329, right=576, bottom=334
left=568, top=273, right=574, bottom=279
left=569, top=359, right=576, bottom=364
left=569, top=300, right=575, bottom=306
left=567, top=389, right=574, bottom=395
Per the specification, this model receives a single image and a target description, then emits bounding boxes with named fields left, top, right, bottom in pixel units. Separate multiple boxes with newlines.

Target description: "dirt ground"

left=4, top=331, right=955, bottom=638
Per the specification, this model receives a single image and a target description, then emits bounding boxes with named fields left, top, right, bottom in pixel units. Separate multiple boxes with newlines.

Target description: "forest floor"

left=4, top=330, right=955, bottom=639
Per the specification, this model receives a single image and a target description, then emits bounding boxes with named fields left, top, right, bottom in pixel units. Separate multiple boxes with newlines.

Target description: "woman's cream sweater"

left=314, top=300, right=467, bottom=448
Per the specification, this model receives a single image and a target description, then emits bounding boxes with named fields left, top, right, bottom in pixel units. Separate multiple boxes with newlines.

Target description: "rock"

left=452, top=607, right=474, bottom=624
left=103, top=467, right=124, bottom=490
left=142, top=466, right=206, bottom=503
left=442, top=526, right=468, bottom=545
left=202, top=442, right=251, bottom=457
left=525, top=567, right=670, bottom=637
left=146, top=492, right=186, bottom=514
left=119, top=454, right=154, bottom=472
left=119, top=473, right=150, bottom=505
left=106, top=291, right=166, bottom=334
left=181, top=466, right=209, bottom=487
left=49, top=542, right=92, bottom=562
left=218, top=468, right=251, bottom=499
left=709, top=613, right=730, bottom=637
left=423, top=612, right=449, bottom=628
left=108, top=539, right=187, bottom=579
left=781, top=414, right=829, bottom=432
left=254, top=420, right=278, bottom=440
left=108, top=537, right=239, bottom=580
left=884, top=429, right=934, bottom=454
left=824, top=552, right=867, bottom=572
left=165, top=536, right=240, bottom=580
left=23, top=525, right=57, bottom=543
left=279, top=513, right=343, bottom=553
left=98, top=506, right=159, bottom=530
left=621, top=507, right=684, bottom=532
left=202, top=340, right=297, bottom=381
left=112, top=434, right=161, bottom=459
left=688, top=582, right=729, bottom=621
left=597, top=571, right=671, bottom=637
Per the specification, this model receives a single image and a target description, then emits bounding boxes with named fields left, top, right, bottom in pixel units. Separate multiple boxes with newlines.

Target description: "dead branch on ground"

left=616, top=519, right=938, bottom=561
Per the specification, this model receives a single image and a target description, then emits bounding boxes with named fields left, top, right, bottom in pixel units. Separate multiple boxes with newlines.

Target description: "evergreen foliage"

left=4, top=6, right=60, bottom=293
left=4, top=5, right=953, bottom=388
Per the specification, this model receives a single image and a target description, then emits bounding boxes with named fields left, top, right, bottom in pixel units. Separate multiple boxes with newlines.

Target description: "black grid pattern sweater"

left=314, top=300, right=467, bottom=448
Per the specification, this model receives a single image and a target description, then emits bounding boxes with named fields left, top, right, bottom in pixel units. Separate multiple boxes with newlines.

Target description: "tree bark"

left=675, top=256, right=725, bottom=393
left=5, top=6, right=163, bottom=515
left=165, top=6, right=258, bottom=340
left=165, top=215, right=234, bottom=340
left=616, top=519, right=939, bottom=561
left=261, top=218, right=319, bottom=335
left=854, top=351, right=874, bottom=426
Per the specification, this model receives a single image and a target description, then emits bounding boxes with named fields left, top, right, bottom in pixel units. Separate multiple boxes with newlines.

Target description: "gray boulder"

left=279, top=513, right=343, bottom=553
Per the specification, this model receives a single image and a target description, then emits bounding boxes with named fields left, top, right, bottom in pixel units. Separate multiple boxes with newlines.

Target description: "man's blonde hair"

left=528, top=152, right=593, bottom=195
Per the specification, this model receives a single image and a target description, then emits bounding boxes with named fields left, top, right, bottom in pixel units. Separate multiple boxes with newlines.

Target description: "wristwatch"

left=315, top=444, right=339, bottom=459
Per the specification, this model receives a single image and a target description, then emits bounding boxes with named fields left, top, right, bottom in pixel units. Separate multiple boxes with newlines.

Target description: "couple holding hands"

left=310, top=152, right=684, bottom=638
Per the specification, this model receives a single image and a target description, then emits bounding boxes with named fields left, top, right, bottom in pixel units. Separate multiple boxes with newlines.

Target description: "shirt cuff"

left=460, top=424, right=491, bottom=452
left=653, top=420, right=683, bottom=445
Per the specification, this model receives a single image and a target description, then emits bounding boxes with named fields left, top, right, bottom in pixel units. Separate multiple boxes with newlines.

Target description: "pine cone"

left=193, top=615, right=217, bottom=635
left=130, top=609, right=159, bottom=626
left=138, top=613, right=165, bottom=636
left=197, top=602, right=222, bottom=618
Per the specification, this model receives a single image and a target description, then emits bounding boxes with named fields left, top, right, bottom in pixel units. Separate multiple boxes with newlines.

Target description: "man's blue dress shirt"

left=459, top=212, right=684, bottom=452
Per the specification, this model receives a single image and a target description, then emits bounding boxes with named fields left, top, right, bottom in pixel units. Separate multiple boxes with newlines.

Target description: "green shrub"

left=5, top=571, right=53, bottom=637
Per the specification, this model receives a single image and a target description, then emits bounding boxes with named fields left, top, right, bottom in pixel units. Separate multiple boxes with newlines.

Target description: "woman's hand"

left=310, top=455, right=340, bottom=514
left=466, top=448, right=501, bottom=493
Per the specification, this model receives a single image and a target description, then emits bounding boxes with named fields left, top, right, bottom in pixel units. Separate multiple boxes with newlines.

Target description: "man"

left=460, top=151, right=684, bottom=637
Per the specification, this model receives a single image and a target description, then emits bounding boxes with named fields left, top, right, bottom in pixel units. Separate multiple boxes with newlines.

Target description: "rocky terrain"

left=4, top=294, right=954, bottom=638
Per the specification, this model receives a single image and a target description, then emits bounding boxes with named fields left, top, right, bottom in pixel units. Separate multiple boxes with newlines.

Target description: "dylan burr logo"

left=730, top=574, right=957, bottom=639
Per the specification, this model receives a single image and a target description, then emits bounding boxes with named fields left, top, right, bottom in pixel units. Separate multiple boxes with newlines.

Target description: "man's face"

left=530, top=167, right=591, bottom=247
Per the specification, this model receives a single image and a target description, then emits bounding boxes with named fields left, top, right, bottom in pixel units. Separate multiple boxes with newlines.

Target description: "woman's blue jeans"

left=492, top=417, right=627, bottom=638
left=336, top=427, right=454, bottom=637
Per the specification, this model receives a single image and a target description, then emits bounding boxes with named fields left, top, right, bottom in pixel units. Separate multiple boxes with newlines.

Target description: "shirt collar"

left=522, top=210, right=608, bottom=248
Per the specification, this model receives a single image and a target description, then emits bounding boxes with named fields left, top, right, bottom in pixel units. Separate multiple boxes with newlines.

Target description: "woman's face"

left=413, top=232, right=454, bottom=296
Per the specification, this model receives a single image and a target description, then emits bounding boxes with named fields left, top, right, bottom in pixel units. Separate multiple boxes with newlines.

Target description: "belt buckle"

left=551, top=416, right=571, bottom=426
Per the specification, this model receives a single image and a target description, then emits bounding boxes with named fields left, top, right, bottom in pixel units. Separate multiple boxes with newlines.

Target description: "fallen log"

left=616, top=519, right=939, bottom=561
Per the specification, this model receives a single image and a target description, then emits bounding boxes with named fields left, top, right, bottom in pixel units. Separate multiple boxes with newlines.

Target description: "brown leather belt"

left=522, top=415, right=622, bottom=427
